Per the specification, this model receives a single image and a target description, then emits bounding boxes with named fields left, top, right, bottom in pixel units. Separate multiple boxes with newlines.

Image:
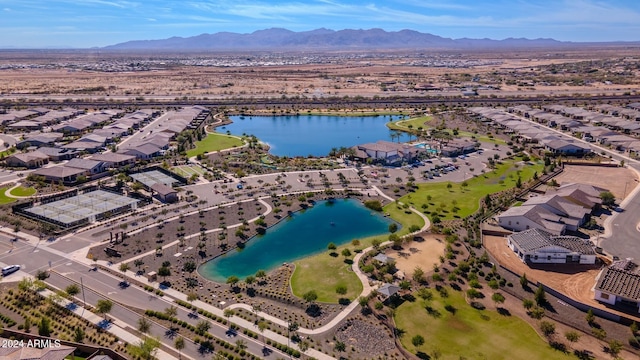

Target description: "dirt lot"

left=545, top=164, right=639, bottom=200
left=484, top=234, right=640, bottom=323
left=385, top=234, right=446, bottom=276
left=1, top=48, right=639, bottom=100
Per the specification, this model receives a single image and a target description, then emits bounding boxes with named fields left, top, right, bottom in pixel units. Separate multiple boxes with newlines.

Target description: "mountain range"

left=104, top=28, right=575, bottom=51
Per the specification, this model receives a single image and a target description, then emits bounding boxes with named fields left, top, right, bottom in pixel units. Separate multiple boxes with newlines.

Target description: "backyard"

left=186, top=132, right=244, bottom=158
left=395, top=287, right=573, bottom=360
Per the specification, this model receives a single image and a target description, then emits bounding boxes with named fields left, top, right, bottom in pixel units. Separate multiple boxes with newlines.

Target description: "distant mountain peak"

left=103, top=28, right=569, bottom=51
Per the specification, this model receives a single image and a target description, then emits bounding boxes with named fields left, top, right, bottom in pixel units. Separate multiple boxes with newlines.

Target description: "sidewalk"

left=40, top=289, right=178, bottom=360
left=144, top=282, right=336, bottom=360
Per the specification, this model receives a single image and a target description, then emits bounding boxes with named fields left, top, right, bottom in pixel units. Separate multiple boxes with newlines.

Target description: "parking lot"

left=362, top=143, right=509, bottom=187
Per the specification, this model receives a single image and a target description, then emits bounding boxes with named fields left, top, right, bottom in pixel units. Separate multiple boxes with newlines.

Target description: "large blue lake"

left=220, top=114, right=409, bottom=157
left=199, top=198, right=395, bottom=282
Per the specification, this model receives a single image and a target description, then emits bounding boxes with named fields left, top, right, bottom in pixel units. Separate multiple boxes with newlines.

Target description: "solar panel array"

left=24, top=190, right=139, bottom=226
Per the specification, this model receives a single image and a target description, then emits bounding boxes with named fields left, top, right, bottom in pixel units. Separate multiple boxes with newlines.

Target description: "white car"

left=2, top=265, right=20, bottom=276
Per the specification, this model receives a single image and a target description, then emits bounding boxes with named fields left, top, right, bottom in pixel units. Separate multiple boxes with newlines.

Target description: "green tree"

left=565, top=331, right=581, bottom=345
left=182, top=261, right=196, bottom=273
left=73, top=327, right=85, bottom=343
left=38, top=317, right=51, bottom=337
left=336, top=284, right=347, bottom=295
left=195, top=320, right=211, bottom=335
left=540, top=321, right=556, bottom=337
left=586, top=308, right=595, bottom=326
left=96, top=299, right=113, bottom=320
left=157, top=266, right=171, bottom=282
left=303, top=290, right=318, bottom=304
left=127, top=336, right=161, bottom=360
left=334, top=340, right=346, bottom=352
left=600, top=191, right=616, bottom=207
left=165, top=306, right=178, bottom=318
left=520, top=273, right=528, bottom=289
left=608, top=339, right=623, bottom=358
left=388, top=223, right=398, bottom=233
left=65, top=284, right=80, bottom=299
left=492, top=293, right=505, bottom=308
left=413, top=267, right=426, bottom=284
left=327, top=242, right=337, bottom=251
left=138, top=316, right=152, bottom=334
left=534, top=285, right=546, bottom=306
left=119, top=262, right=130, bottom=273
left=411, top=334, right=425, bottom=349
left=174, top=336, right=185, bottom=359
left=258, top=319, right=268, bottom=346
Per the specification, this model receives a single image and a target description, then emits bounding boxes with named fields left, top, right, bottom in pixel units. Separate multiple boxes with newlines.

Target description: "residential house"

left=89, top=153, right=136, bottom=169
left=507, top=228, right=596, bottom=264
left=65, top=158, right=106, bottom=176
left=37, top=147, right=79, bottom=161
left=4, top=150, right=49, bottom=168
left=498, top=193, right=593, bottom=234
left=32, top=166, right=86, bottom=184
left=595, top=259, right=640, bottom=312
left=120, top=144, right=162, bottom=160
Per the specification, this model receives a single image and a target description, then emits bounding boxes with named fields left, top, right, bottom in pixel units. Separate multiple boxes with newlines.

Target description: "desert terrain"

left=0, top=47, right=639, bottom=101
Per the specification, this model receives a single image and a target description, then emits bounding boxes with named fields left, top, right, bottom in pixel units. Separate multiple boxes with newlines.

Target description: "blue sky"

left=1, top=0, right=639, bottom=48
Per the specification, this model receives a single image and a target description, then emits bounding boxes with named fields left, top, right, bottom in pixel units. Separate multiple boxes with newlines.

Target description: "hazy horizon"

left=1, top=0, right=639, bottom=48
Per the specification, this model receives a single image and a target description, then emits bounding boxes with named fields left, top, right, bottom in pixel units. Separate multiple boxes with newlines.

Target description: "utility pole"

left=80, top=277, right=86, bottom=315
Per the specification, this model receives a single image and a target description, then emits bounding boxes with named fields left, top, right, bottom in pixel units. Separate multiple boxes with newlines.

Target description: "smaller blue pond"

left=199, top=198, right=396, bottom=282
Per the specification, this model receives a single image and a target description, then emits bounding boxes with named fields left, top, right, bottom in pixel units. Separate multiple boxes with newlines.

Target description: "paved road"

left=0, top=238, right=286, bottom=360
left=515, top=113, right=640, bottom=259
left=47, top=271, right=285, bottom=360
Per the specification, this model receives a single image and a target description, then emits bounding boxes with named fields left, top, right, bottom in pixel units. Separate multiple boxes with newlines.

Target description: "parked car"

left=2, top=265, right=20, bottom=276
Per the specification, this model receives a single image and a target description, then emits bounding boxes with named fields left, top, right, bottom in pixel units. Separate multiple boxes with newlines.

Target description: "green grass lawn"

left=382, top=202, right=425, bottom=236
left=0, top=187, right=16, bottom=204
left=186, top=132, right=244, bottom=158
left=8, top=186, right=36, bottom=197
left=290, top=204, right=422, bottom=303
left=291, top=245, right=364, bottom=303
left=401, top=158, right=544, bottom=221
left=171, top=165, right=205, bottom=178
left=387, top=116, right=432, bottom=131
left=395, top=288, right=573, bottom=360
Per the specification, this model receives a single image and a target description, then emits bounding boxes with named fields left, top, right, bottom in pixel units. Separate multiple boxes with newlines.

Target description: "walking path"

left=39, top=288, right=179, bottom=360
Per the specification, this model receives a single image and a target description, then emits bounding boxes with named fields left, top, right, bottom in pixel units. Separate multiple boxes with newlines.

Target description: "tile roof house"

left=595, top=259, right=640, bottom=312
left=547, top=183, right=605, bottom=209
left=4, top=150, right=49, bottom=168
left=498, top=193, right=592, bottom=235
left=0, top=338, right=75, bottom=360
left=119, top=144, right=162, bottom=159
left=89, top=152, right=136, bottom=168
left=32, top=166, right=86, bottom=183
left=507, top=228, right=596, bottom=264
